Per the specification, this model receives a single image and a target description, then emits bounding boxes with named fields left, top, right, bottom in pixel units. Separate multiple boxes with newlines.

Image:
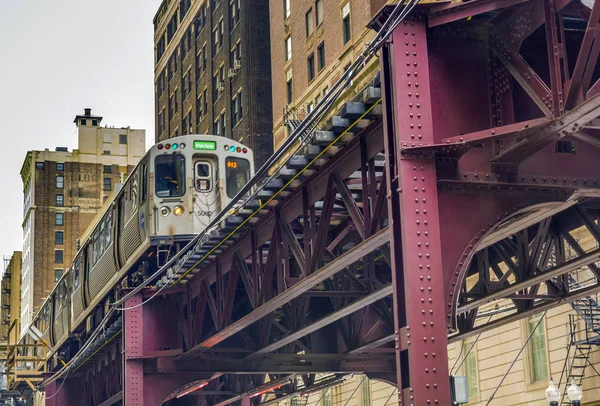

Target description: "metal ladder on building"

left=558, top=275, right=600, bottom=403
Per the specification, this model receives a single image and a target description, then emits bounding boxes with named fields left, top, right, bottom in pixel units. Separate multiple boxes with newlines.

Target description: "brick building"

left=269, top=0, right=388, bottom=149
left=153, top=0, right=274, bottom=166
left=0, top=252, right=22, bottom=345
left=19, top=109, right=145, bottom=338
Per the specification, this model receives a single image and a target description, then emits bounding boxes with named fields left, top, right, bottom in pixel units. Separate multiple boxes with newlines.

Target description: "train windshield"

left=225, top=157, right=250, bottom=198
left=155, top=154, right=186, bottom=197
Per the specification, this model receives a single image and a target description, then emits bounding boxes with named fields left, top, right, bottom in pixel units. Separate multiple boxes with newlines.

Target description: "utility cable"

left=450, top=314, right=494, bottom=375
left=485, top=311, right=547, bottom=405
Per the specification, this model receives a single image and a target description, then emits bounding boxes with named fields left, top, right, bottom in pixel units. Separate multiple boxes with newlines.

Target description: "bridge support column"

left=123, top=292, right=193, bottom=405
left=124, top=293, right=145, bottom=406
left=45, top=376, right=83, bottom=405
left=382, top=19, right=451, bottom=405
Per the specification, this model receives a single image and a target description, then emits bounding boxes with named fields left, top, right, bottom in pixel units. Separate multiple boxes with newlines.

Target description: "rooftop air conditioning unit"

left=234, top=59, right=241, bottom=70
left=217, top=82, right=225, bottom=92
left=228, top=68, right=237, bottom=78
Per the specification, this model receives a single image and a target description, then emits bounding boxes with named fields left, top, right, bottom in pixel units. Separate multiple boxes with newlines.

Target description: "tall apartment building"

left=269, top=0, right=388, bottom=149
left=19, top=109, right=145, bottom=338
left=0, top=252, right=22, bottom=344
left=153, top=0, right=274, bottom=166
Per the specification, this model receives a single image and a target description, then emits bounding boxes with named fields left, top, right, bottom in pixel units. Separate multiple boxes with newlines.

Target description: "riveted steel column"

left=383, top=19, right=451, bottom=405
left=124, top=293, right=144, bottom=406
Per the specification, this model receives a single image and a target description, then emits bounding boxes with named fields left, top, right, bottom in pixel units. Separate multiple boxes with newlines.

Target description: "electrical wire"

left=485, top=311, right=547, bottom=405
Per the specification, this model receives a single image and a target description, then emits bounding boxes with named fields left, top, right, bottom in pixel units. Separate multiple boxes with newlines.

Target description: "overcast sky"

left=0, top=0, right=162, bottom=259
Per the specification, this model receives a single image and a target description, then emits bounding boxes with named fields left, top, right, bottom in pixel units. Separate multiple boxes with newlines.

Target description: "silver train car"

left=30, top=135, right=254, bottom=356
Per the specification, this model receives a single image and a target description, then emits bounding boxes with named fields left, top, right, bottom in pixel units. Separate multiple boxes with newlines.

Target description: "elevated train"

left=30, top=135, right=254, bottom=359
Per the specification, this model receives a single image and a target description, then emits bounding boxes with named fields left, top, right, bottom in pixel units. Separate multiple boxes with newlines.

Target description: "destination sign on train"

left=193, top=141, right=217, bottom=150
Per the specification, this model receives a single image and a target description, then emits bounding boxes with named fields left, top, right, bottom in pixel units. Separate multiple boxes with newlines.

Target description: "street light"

left=567, top=379, right=583, bottom=406
left=545, top=379, right=560, bottom=406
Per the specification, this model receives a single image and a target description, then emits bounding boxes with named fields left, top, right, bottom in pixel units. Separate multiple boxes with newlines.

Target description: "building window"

left=203, top=89, right=208, bottom=115
left=56, top=163, right=64, bottom=171
left=119, top=134, right=127, bottom=144
left=81, top=119, right=87, bottom=126
left=195, top=5, right=207, bottom=34
left=306, top=8, right=314, bottom=37
left=528, top=313, right=549, bottom=383
left=213, top=117, right=221, bottom=136
left=103, top=178, right=112, bottom=191
left=158, top=109, right=165, bottom=134
left=55, top=213, right=64, bottom=226
left=231, top=92, right=242, bottom=128
left=104, top=133, right=111, bottom=143
left=230, top=0, right=240, bottom=28
left=197, top=94, right=204, bottom=121
left=307, top=53, right=315, bottom=82
left=54, top=269, right=63, bottom=282
left=213, top=71, right=220, bottom=100
left=103, top=150, right=111, bottom=155
left=92, top=119, right=98, bottom=126
left=220, top=112, right=226, bottom=137
left=285, top=36, right=292, bottom=61
left=317, top=42, right=325, bottom=71
left=342, top=3, right=351, bottom=45
left=56, top=175, right=64, bottom=189
left=203, top=44, right=208, bottom=72
left=283, top=0, right=291, bottom=19
left=36, top=162, right=44, bottom=170
left=55, top=231, right=64, bottom=245
left=103, top=165, right=112, bottom=174
left=287, top=78, right=293, bottom=104
left=56, top=194, right=64, bottom=207
left=463, top=339, right=479, bottom=398
left=361, top=377, right=371, bottom=406
left=323, top=389, right=331, bottom=406
left=55, top=250, right=63, bottom=264
left=316, top=0, right=323, bottom=25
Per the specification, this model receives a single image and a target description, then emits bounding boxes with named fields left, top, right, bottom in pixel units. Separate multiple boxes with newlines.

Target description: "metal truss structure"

left=42, top=0, right=600, bottom=404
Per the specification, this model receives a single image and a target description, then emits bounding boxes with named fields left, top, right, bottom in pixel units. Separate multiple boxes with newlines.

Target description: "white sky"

left=0, top=0, right=163, bottom=257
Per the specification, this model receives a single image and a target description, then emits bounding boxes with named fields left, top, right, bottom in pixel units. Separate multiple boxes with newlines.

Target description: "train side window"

left=93, top=230, right=99, bottom=264
left=225, top=157, right=250, bottom=198
left=195, top=161, right=212, bottom=192
left=105, top=211, right=112, bottom=247
left=155, top=154, right=186, bottom=197
left=140, top=160, right=148, bottom=204
left=73, top=258, right=80, bottom=289
left=99, top=222, right=105, bottom=255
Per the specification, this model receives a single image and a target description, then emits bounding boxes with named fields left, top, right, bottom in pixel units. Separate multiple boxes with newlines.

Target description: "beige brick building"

left=0, top=252, right=22, bottom=345
left=269, top=0, right=387, bottom=149
left=19, top=109, right=145, bottom=339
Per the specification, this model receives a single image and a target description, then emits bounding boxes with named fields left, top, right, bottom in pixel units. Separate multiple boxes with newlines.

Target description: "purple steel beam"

left=492, top=92, right=600, bottom=166
left=543, top=0, right=567, bottom=115
left=565, top=0, right=600, bottom=108
left=492, top=46, right=553, bottom=116
left=450, top=280, right=600, bottom=342
left=459, top=247, right=600, bottom=313
left=386, top=20, right=451, bottom=405
left=442, top=118, right=548, bottom=144
left=428, top=0, right=533, bottom=27
left=179, top=227, right=390, bottom=359
left=245, top=285, right=393, bottom=358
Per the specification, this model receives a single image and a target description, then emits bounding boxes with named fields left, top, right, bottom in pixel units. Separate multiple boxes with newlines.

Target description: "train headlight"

left=159, top=206, right=171, bottom=217
left=173, top=205, right=185, bottom=216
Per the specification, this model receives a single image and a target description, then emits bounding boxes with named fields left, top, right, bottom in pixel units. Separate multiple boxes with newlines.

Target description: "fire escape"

left=558, top=275, right=600, bottom=404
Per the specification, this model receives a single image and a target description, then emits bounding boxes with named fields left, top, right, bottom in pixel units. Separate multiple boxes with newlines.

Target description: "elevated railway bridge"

left=15, top=0, right=600, bottom=404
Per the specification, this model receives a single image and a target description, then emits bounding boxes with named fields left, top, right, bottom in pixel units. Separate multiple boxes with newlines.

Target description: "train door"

left=193, top=157, right=219, bottom=232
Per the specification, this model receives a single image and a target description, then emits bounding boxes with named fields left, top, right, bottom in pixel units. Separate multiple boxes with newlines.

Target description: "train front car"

left=150, top=135, right=254, bottom=242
